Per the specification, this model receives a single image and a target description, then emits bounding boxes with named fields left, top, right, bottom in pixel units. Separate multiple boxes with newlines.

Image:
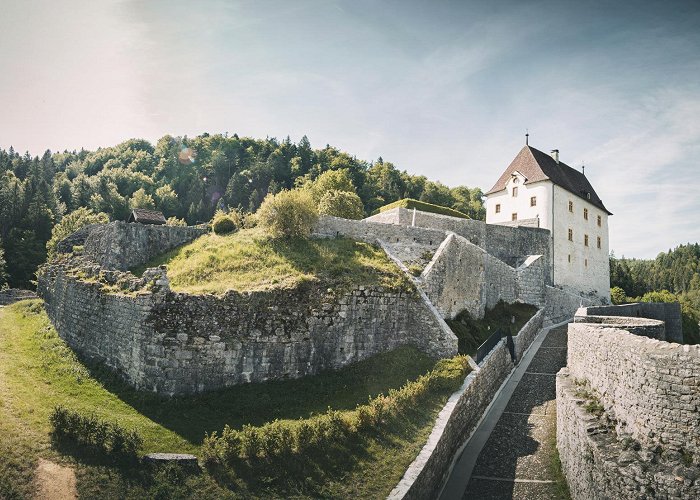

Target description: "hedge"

left=375, top=198, right=470, bottom=219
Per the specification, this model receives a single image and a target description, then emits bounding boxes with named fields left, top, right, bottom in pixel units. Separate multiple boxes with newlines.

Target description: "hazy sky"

left=1, top=0, right=699, bottom=258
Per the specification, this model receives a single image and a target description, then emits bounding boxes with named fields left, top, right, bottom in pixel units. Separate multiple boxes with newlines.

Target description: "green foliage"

left=610, top=286, right=627, bottom=305
left=304, top=168, right=356, bottom=203
left=165, top=216, right=187, bottom=226
left=318, top=189, right=365, bottom=219
left=256, top=189, right=319, bottom=239
left=446, top=301, right=538, bottom=355
left=137, top=228, right=411, bottom=294
left=46, top=207, right=109, bottom=259
left=129, top=187, right=155, bottom=210
left=211, top=211, right=238, bottom=235
left=50, top=405, right=142, bottom=459
left=377, top=198, right=471, bottom=219
left=201, top=355, right=469, bottom=464
left=0, top=239, right=7, bottom=289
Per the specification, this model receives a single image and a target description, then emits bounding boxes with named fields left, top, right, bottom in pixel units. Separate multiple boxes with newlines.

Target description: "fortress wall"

left=579, top=302, right=682, bottom=343
left=572, top=314, right=666, bottom=340
left=366, top=208, right=552, bottom=281
left=38, top=264, right=456, bottom=395
left=83, top=221, right=206, bottom=271
left=420, top=234, right=518, bottom=319
left=516, top=255, right=546, bottom=308
left=544, top=285, right=598, bottom=325
left=0, top=289, right=37, bottom=305
left=556, top=369, right=700, bottom=500
left=566, top=321, right=700, bottom=455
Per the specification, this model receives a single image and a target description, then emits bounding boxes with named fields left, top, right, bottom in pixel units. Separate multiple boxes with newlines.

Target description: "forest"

left=0, top=133, right=486, bottom=289
left=610, top=244, right=700, bottom=342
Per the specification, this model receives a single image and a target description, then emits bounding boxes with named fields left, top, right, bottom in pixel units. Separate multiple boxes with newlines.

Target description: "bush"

left=318, top=190, right=365, bottom=220
left=212, top=213, right=237, bottom=235
left=304, top=169, right=356, bottom=203
left=375, top=198, right=470, bottom=219
left=49, top=405, right=142, bottom=459
left=256, top=189, right=319, bottom=239
left=165, top=216, right=187, bottom=226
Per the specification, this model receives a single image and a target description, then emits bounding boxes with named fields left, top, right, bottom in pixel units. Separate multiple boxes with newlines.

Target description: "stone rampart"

left=544, top=285, right=598, bottom=325
left=364, top=208, right=551, bottom=281
left=557, top=370, right=700, bottom=500
left=390, top=309, right=546, bottom=498
left=566, top=320, right=700, bottom=456
left=579, top=302, right=682, bottom=343
left=83, top=221, right=206, bottom=271
left=516, top=255, right=546, bottom=308
left=38, top=262, right=456, bottom=395
left=573, top=314, right=666, bottom=339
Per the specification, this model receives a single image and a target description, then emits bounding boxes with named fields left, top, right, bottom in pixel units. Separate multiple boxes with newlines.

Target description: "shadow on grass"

left=78, top=345, right=435, bottom=447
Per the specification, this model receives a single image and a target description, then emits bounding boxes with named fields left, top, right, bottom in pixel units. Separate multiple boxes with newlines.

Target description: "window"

left=584, top=234, right=589, bottom=246
left=597, top=215, right=602, bottom=227
left=495, top=204, right=501, bottom=213
left=568, top=254, right=571, bottom=263
left=513, top=177, right=520, bottom=184
left=568, top=201, right=573, bottom=212
left=568, top=228, right=573, bottom=241
left=512, top=213, right=518, bottom=221
left=585, top=258, right=588, bottom=267
left=530, top=196, right=537, bottom=207
left=584, top=208, right=588, bottom=220
left=512, top=187, right=518, bottom=197
left=597, top=236, right=601, bottom=249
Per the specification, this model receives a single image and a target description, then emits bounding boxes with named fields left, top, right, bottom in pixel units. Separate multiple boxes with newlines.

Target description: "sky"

left=1, top=0, right=699, bottom=258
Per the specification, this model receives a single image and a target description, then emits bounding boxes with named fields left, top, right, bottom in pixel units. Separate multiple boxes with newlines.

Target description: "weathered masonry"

left=557, top=307, right=699, bottom=499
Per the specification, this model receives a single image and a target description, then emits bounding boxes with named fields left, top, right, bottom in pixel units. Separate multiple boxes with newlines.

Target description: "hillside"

left=136, top=227, right=412, bottom=294
left=0, top=300, right=467, bottom=498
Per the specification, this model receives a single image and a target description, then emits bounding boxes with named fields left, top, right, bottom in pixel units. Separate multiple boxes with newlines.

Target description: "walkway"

left=441, top=325, right=569, bottom=499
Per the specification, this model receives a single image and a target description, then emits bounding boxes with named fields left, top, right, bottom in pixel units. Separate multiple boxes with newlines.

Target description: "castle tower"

left=484, top=145, right=612, bottom=300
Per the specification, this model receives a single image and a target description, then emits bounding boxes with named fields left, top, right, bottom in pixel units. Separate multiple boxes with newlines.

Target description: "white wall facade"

left=486, top=178, right=610, bottom=301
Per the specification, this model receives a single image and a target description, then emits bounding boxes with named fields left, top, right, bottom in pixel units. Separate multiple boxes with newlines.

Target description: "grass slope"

left=446, top=301, right=539, bottom=356
left=0, top=300, right=451, bottom=499
left=135, top=227, right=411, bottom=294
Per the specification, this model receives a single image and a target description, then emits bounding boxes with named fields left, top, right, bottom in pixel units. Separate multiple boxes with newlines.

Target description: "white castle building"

left=485, top=144, right=612, bottom=300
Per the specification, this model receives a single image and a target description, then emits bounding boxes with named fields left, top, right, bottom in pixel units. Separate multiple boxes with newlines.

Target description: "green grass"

left=133, top=227, right=411, bottom=294
left=375, top=198, right=470, bottom=219
left=445, top=301, right=539, bottom=356
left=0, top=300, right=456, bottom=499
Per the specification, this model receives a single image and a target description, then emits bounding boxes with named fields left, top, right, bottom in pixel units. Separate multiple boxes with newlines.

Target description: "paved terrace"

left=441, top=325, right=569, bottom=499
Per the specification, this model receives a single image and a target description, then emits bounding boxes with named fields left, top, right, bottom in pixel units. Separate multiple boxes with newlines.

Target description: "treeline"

left=0, top=134, right=485, bottom=288
left=610, top=244, right=700, bottom=343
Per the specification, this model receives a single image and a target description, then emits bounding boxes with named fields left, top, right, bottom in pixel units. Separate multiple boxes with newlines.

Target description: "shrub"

left=49, top=405, right=142, bottom=459
left=256, top=189, right=319, bottom=238
left=304, top=169, right=356, bottom=203
left=318, top=190, right=365, bottom=219
left=46, top=207, right=109, bottom=259
left=165, top=216, right=187, bottom=226
left=212, top=213, right=237, bottom=235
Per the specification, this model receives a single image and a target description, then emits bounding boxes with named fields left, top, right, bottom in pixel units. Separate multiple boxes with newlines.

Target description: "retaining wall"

left=83, top=221, right=206, bottom=271
left=557, top=369, right=700, bottom=499
left=0, top=289, right=38, bottom=305
left=579, top=302, right=683, bottom=343
left=566, top=321, right=700, bottom=456
left=38, top=262, right=456, bottom=395
left=389, top=308, right=546, bottom=498
left=544, top=285, right=598, bottom=325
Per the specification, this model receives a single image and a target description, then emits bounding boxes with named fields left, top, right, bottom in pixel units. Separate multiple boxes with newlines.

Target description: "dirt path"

left=34, top=458, right=77, bottom=500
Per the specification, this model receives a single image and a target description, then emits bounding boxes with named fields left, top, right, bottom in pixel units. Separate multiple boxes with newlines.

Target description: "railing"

left=475, top=328, right=516, bottom=364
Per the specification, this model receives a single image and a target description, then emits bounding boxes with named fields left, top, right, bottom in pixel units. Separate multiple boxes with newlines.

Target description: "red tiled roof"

left=486, top=146, right=612, bottom=215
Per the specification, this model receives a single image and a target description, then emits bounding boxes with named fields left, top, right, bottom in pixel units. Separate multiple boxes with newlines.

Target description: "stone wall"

left=544, top=285, right=598, bottom=325
left=573, top=314, right=666, bottom=340
left=364, top=208, right=551, bottom=281
left=566, top=320, right=700, bottom=456
left=513, top=308, right=545, bottom=361
left=38, top=262, right=456, bottom=395
left=579, top=302, right=683, bottom=343
left=83, top=221, right=206, bottom=271
left=557, top=369, right=700, bottom=500
left=0, top=289, right=38, bottom=305
left=389, top=309, right=546, bottom=499
left=516, top=255, right=546, bottom=308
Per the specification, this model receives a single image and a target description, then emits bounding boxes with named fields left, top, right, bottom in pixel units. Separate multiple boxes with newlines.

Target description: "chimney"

left=550, top=149, right=559, bottom=164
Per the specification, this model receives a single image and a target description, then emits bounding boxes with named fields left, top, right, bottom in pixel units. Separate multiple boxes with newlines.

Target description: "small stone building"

left=127, top=208, right=166, bottom=225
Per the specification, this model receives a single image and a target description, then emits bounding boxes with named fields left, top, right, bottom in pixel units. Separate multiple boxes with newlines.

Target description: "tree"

left=155, top=185, right=179, bottom=216
left=256, top=189, right=318, bottom=238
left=610, top=286, right=627, bottom=305
left=305, top=169, right=355, bottom=203
left=129, top=188, right=155, bottom=210
left=46, top=207, right=109, bottom=259
left=0, top=239, right=8, bottom=289
left=318, top=190, right=364, bottom=219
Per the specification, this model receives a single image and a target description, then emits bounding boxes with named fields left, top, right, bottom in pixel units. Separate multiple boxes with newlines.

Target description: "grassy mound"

left=0, top=300, right=464, bottom=499
left=446, top=301, right=539, bottom=356
left=376, top=198, right=470, bottom=219
left=135, top=227, right=411, bottom=294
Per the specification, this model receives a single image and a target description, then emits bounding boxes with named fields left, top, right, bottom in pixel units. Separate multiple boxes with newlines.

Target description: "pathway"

left=441, top=326, right=569, bottom=499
